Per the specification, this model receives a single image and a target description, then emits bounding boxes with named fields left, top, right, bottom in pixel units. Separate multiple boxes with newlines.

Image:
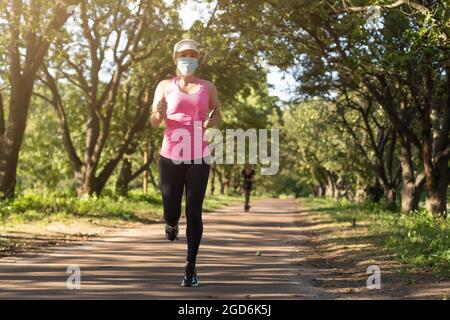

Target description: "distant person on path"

left=242, top=164, right=255, bottom=212
left=150, top=39, right=222, bottom=287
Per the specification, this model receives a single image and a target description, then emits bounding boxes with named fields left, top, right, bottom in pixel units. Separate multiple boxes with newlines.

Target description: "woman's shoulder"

left=201, top=78, right=214, bottom=86
left=156, top=77, right=176, bottom=94
left=201, top=79, right=217, bottom=92
left=159, top=77, right=176, bottom=87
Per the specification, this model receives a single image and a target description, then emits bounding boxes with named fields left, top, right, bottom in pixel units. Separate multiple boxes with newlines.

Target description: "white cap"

left=173, top=39, right=199, bottom=60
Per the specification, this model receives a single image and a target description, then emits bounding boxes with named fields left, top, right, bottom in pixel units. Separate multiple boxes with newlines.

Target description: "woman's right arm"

left=150, top=80, right=169, bottom=128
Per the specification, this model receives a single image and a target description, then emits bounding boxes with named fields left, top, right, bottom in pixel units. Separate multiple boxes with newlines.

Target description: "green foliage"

left=279, top=100, right=371, bottom=195
left=302, top=197, right=450, bottom=275
left=17, top=87, right=74, bottom=192
left=0, top=189, right=154, bottom=224
left=0, top=188, right=242, bottom=226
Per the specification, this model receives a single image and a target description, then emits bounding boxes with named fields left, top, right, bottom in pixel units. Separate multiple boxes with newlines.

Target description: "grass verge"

left=301, top=197, right=450, bottom=276
left=0, top=189, right=243, bottom=257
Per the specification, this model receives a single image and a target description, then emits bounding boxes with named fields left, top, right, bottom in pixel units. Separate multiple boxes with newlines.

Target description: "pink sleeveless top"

left=160, top=76, right=211, bottom=161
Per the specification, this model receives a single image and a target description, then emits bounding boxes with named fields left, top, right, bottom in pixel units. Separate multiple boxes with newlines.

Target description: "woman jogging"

left=150, top=39, right=222, bottom=287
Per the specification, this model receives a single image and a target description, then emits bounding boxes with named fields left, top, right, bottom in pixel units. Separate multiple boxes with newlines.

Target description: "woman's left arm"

left=204, top=81, right=222, bottom=129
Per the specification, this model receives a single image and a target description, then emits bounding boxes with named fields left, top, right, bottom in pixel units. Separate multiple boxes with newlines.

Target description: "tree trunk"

left=74, top=164, right=98, bottom=198
left=210, top=166, right=215, bottom=195
left=115, top=158, right=132, bottom=196
left=233, top=171, right=241, bottom=194
left=325, top=175, right=337, bottom=199
left=425, top=161, right=448, bottom=216
left=0, top=81, right=33, bottom=199
left=355, top=186, right=368, bottom=203
left=318, top=181, right=326, bottom=197
left=421, top=57, right=448, bottom=217
left=313, top=186, right=318, bottom=197
left=398, top=138, right=425, bottom=214
left=143, top=142, right=149, bottom=193
left=224, top=168, right=232, bottom=194
left=366, top=180, right=383, bottom=203
left=383, top=187, right=397, bottom=208
left=402, top=178, right=425, bottom=213
left=148, top=167, right=158, bottom=189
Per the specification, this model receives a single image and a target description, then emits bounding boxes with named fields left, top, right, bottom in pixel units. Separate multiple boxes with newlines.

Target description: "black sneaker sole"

left=181, top=271, right=199, bottom=287
left=165, top=225, right=179, bottom=241
left=181, top=280, right=199, bottom=287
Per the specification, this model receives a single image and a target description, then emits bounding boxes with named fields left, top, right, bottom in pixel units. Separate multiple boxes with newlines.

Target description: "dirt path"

left=0, top=199, right=323, bottom=299
left=0, top=198, right=448, bottom=299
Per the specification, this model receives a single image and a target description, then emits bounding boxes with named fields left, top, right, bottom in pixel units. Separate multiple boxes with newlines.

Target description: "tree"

left=224, top=0, right=449, bottom=215
left=37, top=0, right=177, bottom=197
left=0, top=0, right=82, bottom=199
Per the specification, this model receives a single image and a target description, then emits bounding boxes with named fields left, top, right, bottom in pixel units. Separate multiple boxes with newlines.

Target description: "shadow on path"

left=0, top=198, right=324, bottom=299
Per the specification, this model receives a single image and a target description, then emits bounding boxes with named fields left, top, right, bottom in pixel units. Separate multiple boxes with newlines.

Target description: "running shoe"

left=165, top=224, right=179, bottom=241
left=181, top=264, right=199, bottom=287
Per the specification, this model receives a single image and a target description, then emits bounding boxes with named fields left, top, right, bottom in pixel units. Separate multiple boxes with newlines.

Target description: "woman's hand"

left=150, top=98, right=166, bottom=127
left=156, top=98, right=167, bottom=115
left=203, top=81, right=222, bottom=129
left=150, top=80, right=169, bottom=128
left=203, top=107, right=221, bottom=129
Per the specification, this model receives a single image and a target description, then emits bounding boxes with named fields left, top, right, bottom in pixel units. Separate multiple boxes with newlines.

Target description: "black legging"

left=158, top=155, right=210, bottom=264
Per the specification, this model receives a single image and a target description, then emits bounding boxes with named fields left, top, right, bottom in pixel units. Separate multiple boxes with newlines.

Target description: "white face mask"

left=177, top=57, right=198, bottom=76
